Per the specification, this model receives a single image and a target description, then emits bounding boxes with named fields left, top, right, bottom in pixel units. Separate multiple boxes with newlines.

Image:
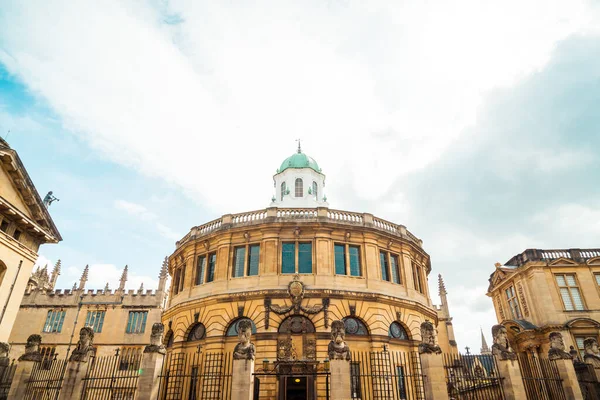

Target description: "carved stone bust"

left=491, top=324, right=516, bottom=360
left=583, top=337, right=600, bottom=367
left=144, top=323, right=166, bottom=354
left=418, top=321, right=442, bottom=355
left=70, top=327, right=96, bottom=362
left=328, top=320, right=351, bottom=361
left=233, top=320, right=256, bottom=360
left=547, top=332, right=572, bottom=361
left=19, top=334, right=42, bottom=362
left=0, top=342, right=10, bottom=367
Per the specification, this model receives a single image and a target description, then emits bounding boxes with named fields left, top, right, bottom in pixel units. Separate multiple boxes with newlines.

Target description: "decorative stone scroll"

left=547, top=332, right=572, bottom=361
left=144, top=323, right=167, bottom=354
left=418, top=321, right=442, bottom=355
left=19, top=334, right=42, bottom=362
left=264, top=275, right=329, bottom=328
left=328, top=320, right=351, bottom=361
left=70, top=327, right=96, bottom=362
left=491, top=324, right=517, bottom=360
left=233, top=320, right=256, bottom=360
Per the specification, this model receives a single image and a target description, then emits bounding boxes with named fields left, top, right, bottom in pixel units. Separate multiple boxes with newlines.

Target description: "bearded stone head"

left=584, top=337, right=599, bottom=355
left=420, top=321, right=435, bottom=345
left=492, top=325, right=509, bottom=348
left=331, top=320, right=345, bottom=344
left=79, top=327, right=94, bottom=347
left=25, top=334, right=42, bottom=353
left=238, top=320, right=252, bottom=345
left=549, top=332, right=565, bottom=351
left=152, top=323, right=164, bottom=336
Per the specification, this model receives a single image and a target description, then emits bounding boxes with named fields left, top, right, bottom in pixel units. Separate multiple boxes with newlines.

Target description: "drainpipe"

left=0, top=260, right=23, bottom=325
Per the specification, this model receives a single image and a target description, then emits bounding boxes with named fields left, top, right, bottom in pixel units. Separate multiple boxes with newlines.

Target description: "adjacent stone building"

left=0, top=138, right=61, bottom=342
left=487, top=248, right=600, bottom=358
left=162, top=145, right=457, bottom=399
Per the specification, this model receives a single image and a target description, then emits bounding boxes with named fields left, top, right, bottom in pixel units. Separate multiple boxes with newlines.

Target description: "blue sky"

left=1, top=0, right=599, bottom=351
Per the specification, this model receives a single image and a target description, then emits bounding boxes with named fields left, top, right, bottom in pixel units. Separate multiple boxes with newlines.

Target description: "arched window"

left=0, top=261, right=6, bottom=288
left=164, top=330, right=174, bottom=348
left=187, top=323, right=206, bottom=341
left=342, top=317, right=369, bottom=336
left=312, top=181, right=318, bottom=199
left=389, top=322, right=409, bottom=340
left=281, top=182, right=286, bottom=201
left=226, top=318, right=257, bottom=336
left=278, top=315, right=315, bottom=334
left=295, top=178, right=303, bottom=197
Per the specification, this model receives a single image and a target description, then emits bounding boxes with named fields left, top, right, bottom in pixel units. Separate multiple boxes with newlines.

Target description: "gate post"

left=328, top=320, right=352, bottom=400
left=58, top=327, right=96, bottom=400
left=8, top=334, right=42, bottom=398
left=418, top=321, right=448, bottom=400
left=135, top=322, right=167, bottom=400
left=491, top=325, right=526, bottom=400
left=548, top=332, right=583, bottom=400
left=231, top=320, right=256, bottom=400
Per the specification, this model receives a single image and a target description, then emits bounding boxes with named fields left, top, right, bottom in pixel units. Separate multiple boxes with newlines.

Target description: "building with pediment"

left=163, top=144, right=457, bottom=399
left=0, top=138, right=61, bottom=342
left=487, top=248, right=600, bottom=358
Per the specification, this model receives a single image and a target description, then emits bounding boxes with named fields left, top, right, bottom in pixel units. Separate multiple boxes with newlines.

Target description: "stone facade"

left=487, top=248, right=600, bottom=358
left=0, top=138, right=61, bottom=342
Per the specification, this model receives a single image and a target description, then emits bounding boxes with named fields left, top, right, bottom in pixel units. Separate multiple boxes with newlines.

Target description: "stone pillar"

left=420, top=352, right=449, bottom=400
left=231, top=359, right=255, bottom=400
left=553, top=359, right=583, bottom=400
left=135, top=351, right=165, bottom=400
left=330, top=359, right=352, bottom=400
left=495, top=358, right=527, bottom=400
left=8, top=334, right=42, bottom=398
left=58, top=360, right=90, bottom=400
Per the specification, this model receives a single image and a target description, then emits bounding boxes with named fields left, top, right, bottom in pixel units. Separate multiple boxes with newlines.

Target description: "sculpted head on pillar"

left=144, top=323, right=166, bottom=354
left=583, top=337, right=600, bottom=366
left=328, top=320, right=351, bottom=361
left=418, top=321, right=442, bottom=355
left=19, top=334, right=42, bottom=361
left=70, top=327, right=96, bottom=362
left=233, top=320, right=256, bottom=360
left=547, top=332, right=572, bottom=360
left=491, top=324, right=516, bottom=360
left=0, top=342, right=9, bottom=359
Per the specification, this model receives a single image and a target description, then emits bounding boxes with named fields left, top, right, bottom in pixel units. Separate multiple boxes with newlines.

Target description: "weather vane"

left=296, top=138, right=301, bottom=153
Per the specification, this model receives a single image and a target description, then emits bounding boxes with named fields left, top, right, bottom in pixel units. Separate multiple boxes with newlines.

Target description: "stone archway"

left=277, top=315, right=316, bottom=361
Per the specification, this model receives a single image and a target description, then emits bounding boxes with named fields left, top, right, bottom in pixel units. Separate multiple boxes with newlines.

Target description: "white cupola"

left=271, top=143, right=328, bottom=208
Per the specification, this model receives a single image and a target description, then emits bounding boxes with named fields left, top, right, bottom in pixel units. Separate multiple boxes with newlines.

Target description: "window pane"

left=281, top=182, right=286, bottom=201
left=295, top=178, right=303, bottom=197
left=596, top=274, right=600, bottom=286
left=298, top=243, right=312, bottom=273
left=416, top=267, right=423, bottom=293
left=380, top=252, right=389, bottom=281
left=248, top=245, right=260, bottom=276
left=233, top=247, right=245, bottom=277
left=141, top=312, right=147, bottom=333
left=566, top=275, right=577, bottom=287
left=560, top=288, right=574, bottom=310
left=282, top=243, right=296, bottom=274
left=571, top=288, right=585, bottom=310
left=312, top=181, right=318, bottom=198
left=207, top=253, right=216, bottom=282
left=334, top=244, right=346, bottom=275
left=555, top=275, right=566, bottom=286
left=390, top=255, right=400, bottom=284
left=196, top=256, right=206, bottom=285
left=349, top=246, right=361, bottom=277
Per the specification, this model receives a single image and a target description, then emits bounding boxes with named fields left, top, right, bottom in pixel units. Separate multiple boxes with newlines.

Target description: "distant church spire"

left=158, top=257, right=168, bottom=292
left=118, top=265, right=128, bottom=291
left=78, top=265, right=89, bottom=291
left=50, top=259, right=61, bottom=289
left=438, top=274, right=447, bottom=296
left=480, top=328, right=491, bottom=355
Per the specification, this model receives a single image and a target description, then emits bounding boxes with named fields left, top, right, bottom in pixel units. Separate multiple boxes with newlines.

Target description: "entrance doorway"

left=285, top=376, right=307, bottom=400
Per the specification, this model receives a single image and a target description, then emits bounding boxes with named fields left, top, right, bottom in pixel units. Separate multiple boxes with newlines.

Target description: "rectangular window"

left=206, top=253, right=217, bottom=282
left=416, top=266, right=424, bottom=294
left=335, top=244, right=346, bottom=275
left=575, top=336, right=587, bottom=359
left=397, top=366, right=407, bottom=399
left=247, top=245, right=260, bottom=276
left=412, top=262, right=423, bottom=293
left=43, top=310, right=66, bottom=333
left=298, top=243, right=312, bottom=273
left=195, top=255, right=206, bottom=285
left=380, top=251, right=389, bottom=281
left=505, top=286, right=522, bottom=319
left=349, top=246, right=361, bottom=277
left=179, top=264, right=185, bottom=292
left=595, top=273, right=600, bottom=287
left=555, top=274, right=585, bottom=311
left=390, top=255, right=401, bottom=284
left=12, top=229, right=21, bottom=241
left=233, top=246, right=246, bottom=278
left=126, top=311, right=148, bottom=334
left=173, top=269, right=181, bottom=294
left=282, top=243, right=296, bottom=274
left=0, top=220, right=8, bottom=232
left=85, top=310, right=106, bottom=333
left=350, top=361, right=362, bottom=399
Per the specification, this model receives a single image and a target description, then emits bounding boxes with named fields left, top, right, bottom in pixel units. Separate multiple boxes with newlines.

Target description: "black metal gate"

left=574, top=362, right=600, bottom=400
left=157, top=351, right=232, bottom=400
left=443, top=353, right=504, bottom=399
left=518, top=353, right=566, bottom=400
left=81, top=352, right=142, bottom=399
left=23, top=355, right=67, bottom=400
left=351, top=350, right=425, bottom=400
left=0, top=359, right=16, bottom=400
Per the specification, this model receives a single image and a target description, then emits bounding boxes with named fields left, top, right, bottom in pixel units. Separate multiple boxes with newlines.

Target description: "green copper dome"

left=278, top=151, right=321, bottom=173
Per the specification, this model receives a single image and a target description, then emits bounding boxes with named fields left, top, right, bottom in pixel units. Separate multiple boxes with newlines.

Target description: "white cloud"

left=114, top=199, right=180, bottom=241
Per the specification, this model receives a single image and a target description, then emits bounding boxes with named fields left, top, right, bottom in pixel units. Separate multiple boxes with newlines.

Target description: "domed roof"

left=278, top=149, right=321, bottom=173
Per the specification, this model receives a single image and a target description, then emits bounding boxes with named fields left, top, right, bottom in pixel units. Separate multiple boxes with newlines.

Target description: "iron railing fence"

left=443, top=353, right=504, bottom=400
left=574, top=362, right=600, bottom=400
left=350, top=350, right=425, bottom=400
left=0, top=359, right=16, bottom=400
left=23, top=355, right=67, bottom=400
left=81, top=352, right=142, bottom=400
left=517, top=353, right=566, bottom=400
left=157, top=351, right=232, bottom=400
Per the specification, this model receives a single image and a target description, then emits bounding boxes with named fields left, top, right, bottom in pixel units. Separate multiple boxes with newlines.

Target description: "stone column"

left=8, top=334, right=42, bottom=399
left=58, top=359, right=90, bottom=400
left=420, top=352, right=448, bottom=400
left=553, top=358, right=583, bottom=400
left=330, top=359, right=352, bottom=400
left=231, top=359, right=255, bottom=400
left=135, top=351, right=165, bottom=400
left=495, top=358, right=527, bottom=400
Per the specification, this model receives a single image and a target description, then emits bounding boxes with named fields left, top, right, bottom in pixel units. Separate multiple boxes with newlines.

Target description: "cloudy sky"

left=1, top=1, right=599, bottom=351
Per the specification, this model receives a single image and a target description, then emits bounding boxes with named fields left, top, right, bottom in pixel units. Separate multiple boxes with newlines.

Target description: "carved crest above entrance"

left=264, top=275, right=330, bottom=329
